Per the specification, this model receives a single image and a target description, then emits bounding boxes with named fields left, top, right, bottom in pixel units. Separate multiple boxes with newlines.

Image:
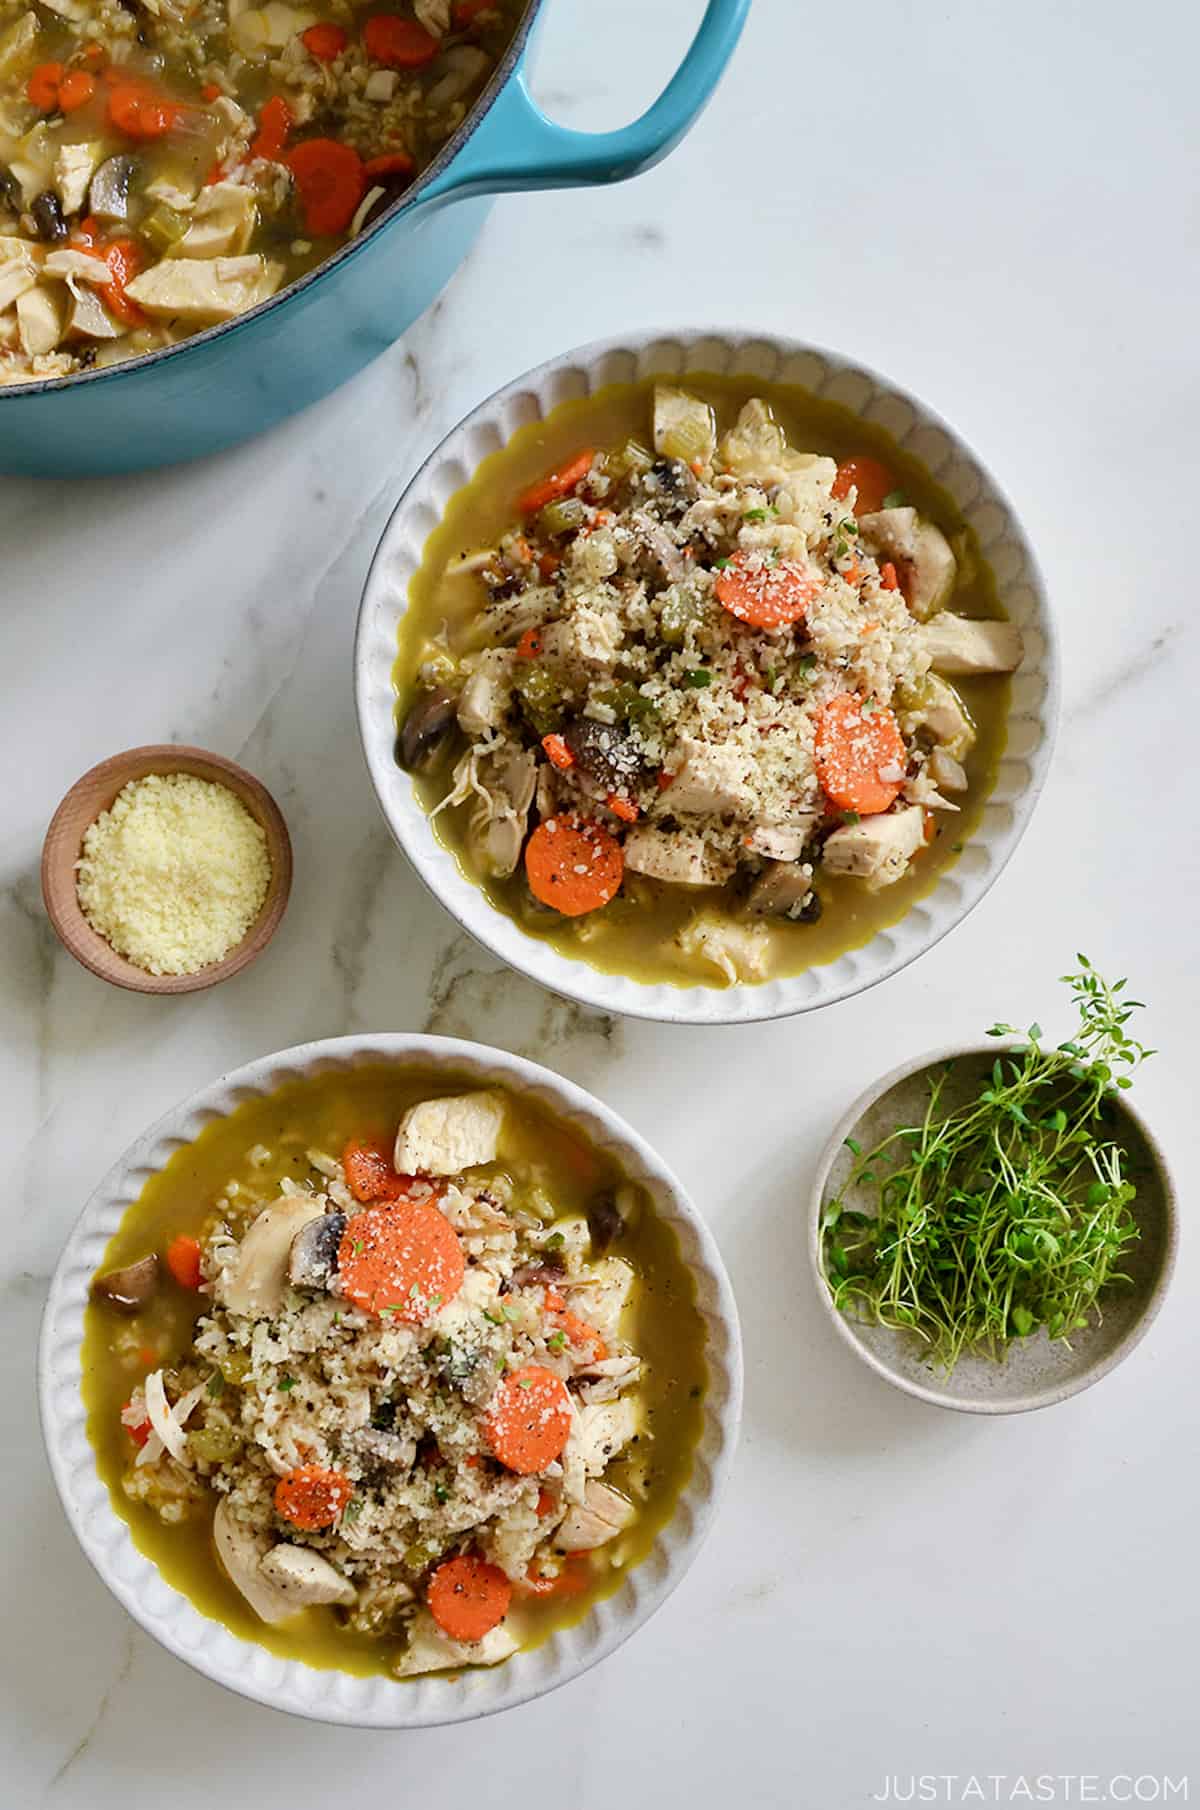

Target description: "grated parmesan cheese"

left=76, top=772, right=271, bottom=976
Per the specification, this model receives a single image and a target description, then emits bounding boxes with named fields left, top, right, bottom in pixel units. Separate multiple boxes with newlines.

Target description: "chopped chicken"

left=394, top=1090, right=506, bottom=1176
left=555, top=1481, right=636, bottom=1552
left=124, top=253, right=283, bottom=322
left=822, top=806, right=926, bottom=888
left=623, top=827, right=734, bottom=887
left=922, top=613, right=1023, bottom=676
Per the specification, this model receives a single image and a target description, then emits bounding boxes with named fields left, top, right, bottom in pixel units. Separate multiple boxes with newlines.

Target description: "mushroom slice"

left=220, top=1194, right=326, bottom=1317
left=259, top=1544, right=357, bottom=1608
left=287, top=1211, right=346, bottom=1290
left=88, top=153, right=138, bottom=221
left=858, top=506, right=957, bottom=621
left=92, top=1253, right=159, bottom=1312
left=746, top=860, right=817, bottom=919
left=397, top=687, right=457, bottom=772
left=213, top=1498, right=302, bottom=1624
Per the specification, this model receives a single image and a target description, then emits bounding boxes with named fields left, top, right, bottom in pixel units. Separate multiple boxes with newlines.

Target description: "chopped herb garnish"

left=545, top=1233, right=565, bottom=1251
left=821, top=963, right=1152, bottom=1372
left=682, top=669, right=713, bottom=688
left=951, top=842, right=964, bottom=853
left=743, top=506, right=775, bottom=522
left=342, top=1496, right=364, bottom=1522
left=502, top=1303, right=521, bottom=1322
left=834, top=539, right=848, bottom=559
left=547, top=1330, right=567, bottom=1351
left=353, top=1240, right=364, bottom=1255
left=713, top=557, right=731, bottom=570
left=433, top=1483, right=449, bottom=1504
left=483, top=1310, right=503, bottom=1326
left=278, top=1376, right=296, bottom=1392
left=882, top=489, right=907, bottom=509
left=516, top=1377, right=534, bottom=1390
left=206, top=1370, right=225, bottom=1399
left=842, top=810, right=860, bottom=825
left=796, top=653, right=817, bottom=675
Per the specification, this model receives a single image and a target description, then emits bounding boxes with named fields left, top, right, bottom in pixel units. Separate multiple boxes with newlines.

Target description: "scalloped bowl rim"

left=805, top=1041, right=1179, bottom=1414
left=354, top=328, right=1060, bottom=1025
left=38, top=1033, right=743, bottom=1727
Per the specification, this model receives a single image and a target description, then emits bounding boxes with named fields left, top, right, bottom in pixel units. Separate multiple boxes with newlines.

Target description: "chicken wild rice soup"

left=84, top=1067, right=706, bottom=1679
left=0, top=0, right=521, bottom=384
left=394, top=375, right=1021, bottom=989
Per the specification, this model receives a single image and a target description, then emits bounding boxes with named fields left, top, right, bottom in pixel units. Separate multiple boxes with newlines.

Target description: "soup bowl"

left=354, top=328, right=1059, bottom=1025
left=1, top=1, right=749, bottom=476
left=38, top=1033, right=742, bottom=1727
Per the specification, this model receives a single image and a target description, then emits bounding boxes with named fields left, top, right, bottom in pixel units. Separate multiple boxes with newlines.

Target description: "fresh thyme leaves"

left=821, top=962, right=1151, bottom=1371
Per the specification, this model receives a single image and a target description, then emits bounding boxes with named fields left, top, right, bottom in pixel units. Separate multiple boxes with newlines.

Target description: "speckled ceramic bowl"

left=38, top=1035, right=742, bottom=1727
left=807, top=1045, right=1177, bottom=1414
left=355, top=329, right=1058, bottom=1025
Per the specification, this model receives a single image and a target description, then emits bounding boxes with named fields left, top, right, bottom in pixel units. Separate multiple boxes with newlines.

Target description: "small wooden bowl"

left=41, top=745, right=293, bottom=995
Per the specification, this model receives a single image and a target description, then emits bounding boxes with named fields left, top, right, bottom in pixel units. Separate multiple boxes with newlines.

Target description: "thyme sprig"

left=822, top=960, right=1153, bottom=1372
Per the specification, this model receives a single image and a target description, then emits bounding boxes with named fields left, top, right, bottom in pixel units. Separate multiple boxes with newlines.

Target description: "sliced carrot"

left=363, top=14, right=439, bottom=66
left=301, top=21, right=348, bottom=60
left=524, top=815, right=623, bottom=917
left=537, top=549, right=561, bottom=580
left=656, top=769, right=675, bottom=791
left=551, top=1308, right=607, bottom=1362
left=337, top=1198, right=464, bottom=1320
left=814, top=692, right=907, bottom=815
left=515, top=627, right=543, bottom=660
left=922, top=808, right=937, bottom=845
left=485, top=1364, right=573, bottom=1474
left=363, top=150, right=415, bottom=178
left=880, top=561, right=899, bottom=592
left=108, top=81, right=181, bottom=139
left=605, top=791, right=639, bottom=824
left=201, top=81, right=222, bottom=100
left=518, top=449, right=595, bottom=516
left=715, top=551, right=820, bottom=631
left=427, top=1555, right=511, bottom=1642
left=284, top=136, right=364, bottom=235
left=342, top=1137, right=414, bottom=1202
left=165, top=1234, right=202, bottom=1290
left=97, top=236, right=145, bottom=325
left=536, top=1487, right=556, bottom=1517
left=82, top=42, right=106, bottom=67
left=831, top=456, right=895, bottom=516
left=522, top=1553, right=591, bottom=1598
left=250, top=93, right=291, bottom=161
left=541, top=732, right=574, bottom=772
left=57, top=70, right=95, bottom=111
left=453, top=0, right=495, bottom=21
left=26, top=62, right=64, bottom=110
left=123, top=1403, right=152, bottom=1448
left=274, top=1464, right=353, bottom=1530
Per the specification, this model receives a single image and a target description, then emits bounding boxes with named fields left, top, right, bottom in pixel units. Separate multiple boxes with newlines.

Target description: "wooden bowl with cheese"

left=41, top=745, right=292, bottom=995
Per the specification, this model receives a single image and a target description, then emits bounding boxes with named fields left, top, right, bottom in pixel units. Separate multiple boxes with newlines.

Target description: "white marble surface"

left=2, top=0, right=1197, bottom=1802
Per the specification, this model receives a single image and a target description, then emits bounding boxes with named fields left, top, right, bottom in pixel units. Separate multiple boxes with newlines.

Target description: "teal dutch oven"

left=0, top=0, right=748, bottom=477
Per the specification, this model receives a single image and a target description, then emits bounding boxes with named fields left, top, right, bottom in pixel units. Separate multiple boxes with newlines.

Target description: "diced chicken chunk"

left=219, top=1194, right=326, bottom=1317
left=394, top=1090, right=505, bottom=1177
left=823, top=806, right=925, bottom=888
left=898, top=673, right=975, bottom=760
left=213, top=1499, right=302, bottom=1625
left=567, top=1396, right=640, bottom=1475
left=675, top=911, right=770, bottom=983
left=124, top=253, right=282, bottom=322
left=922, top=613, right=1024, bottom=676
left=393, top=1611, right=518, bottom=1678
left=719, top=398, right=837, bottom=524
left=54, top=140, right=102, bottom=217
left=746, top=822, right=813, bottom=862
left=564, top=1255, right=633, bottom=1342
left=15, top=283, right=62, bottom=356
left=859, top=506, right=957, bottom=621
left=623, top=827, right=734, bottom=887
left=658, top=740, right=752, bottom=817
left=555, top=1480, right=635, bottom=1552
left=457, top=651, right=511, bottom=734
left=539, top=606, right=623, bottom=669
left=177, top=181, right=257, bottom=258
left=259, top=1544, right=357, bottom=1608
left=0, top=12, right=39, bottom=79
left=928, top=747, right=968, bottom=792
left=414, top=0, right=451, bottom=31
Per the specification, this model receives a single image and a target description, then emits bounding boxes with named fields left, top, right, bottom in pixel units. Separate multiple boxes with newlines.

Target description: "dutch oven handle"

left=417, top=0, right=750, bottom=204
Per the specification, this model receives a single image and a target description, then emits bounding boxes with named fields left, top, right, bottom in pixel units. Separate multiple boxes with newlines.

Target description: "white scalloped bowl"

left=355, top=331, right=1058, bottom=1024
left=38, top=1034, right=742, bottom=1727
